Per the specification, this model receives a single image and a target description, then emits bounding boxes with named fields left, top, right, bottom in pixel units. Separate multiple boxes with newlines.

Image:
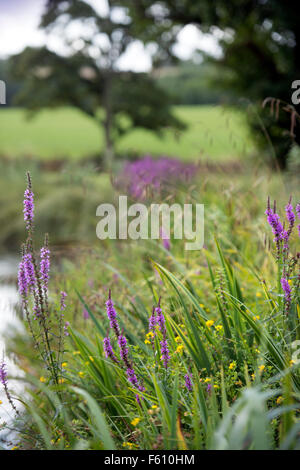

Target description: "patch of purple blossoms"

left=115, top=155, right=198, bottom=200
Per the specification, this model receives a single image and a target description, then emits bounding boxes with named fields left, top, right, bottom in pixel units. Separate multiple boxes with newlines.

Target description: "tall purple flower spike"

left=155, top=299, right=170, bottom=369
left=105, top=290, right=121, bottom=337
left=296, top=203, right=300, bottom=238
left=23, top=173, right=34, bottom=230
left=40, top=243, right=50, bottom=290
left=0, top=362, right=8, bottom=387
left=281, top=278, right=291, bottom=305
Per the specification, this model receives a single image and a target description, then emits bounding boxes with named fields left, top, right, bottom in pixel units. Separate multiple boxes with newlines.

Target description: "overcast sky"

left=0, top=0, right=221, bottom=71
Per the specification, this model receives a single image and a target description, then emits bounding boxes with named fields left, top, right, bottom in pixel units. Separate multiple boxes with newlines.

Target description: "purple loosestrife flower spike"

left=265, top=206, right=284, bottom=242
left=281, top=278, right=291, bottom=304
left=184, top=373, right=193, bottom=392
left=105, top=290, right=120, bottom=337
left=160, top=339, right=170, bottom=368
left=23, top=173, right=34, bottom=231
left=60, top=291, right=67, bottom=311
left=155, top=299, right=166, bottom=337
left=23, top=253, right=36, bottom=291
left=103, top=337, right=119, bottom=363
left=18, top=259, right=28, bottom=300
left=40, top=241, right=50, bottom=290
left=118, top=334, right=130, bottom=366
left=126, top=367, right=139, bottom=387
left=0, top=362, right=8, bottom=387
left=296, top=203, right=300, bottom=238
left=285, top=199, right=295, bottom=237
left=64, top=321, right=70, bottom=336
left=149, top=307, right=157, bottom=333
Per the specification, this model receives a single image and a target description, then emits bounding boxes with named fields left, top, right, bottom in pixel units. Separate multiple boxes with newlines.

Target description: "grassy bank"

left=0, top=106, right=254, bottom=162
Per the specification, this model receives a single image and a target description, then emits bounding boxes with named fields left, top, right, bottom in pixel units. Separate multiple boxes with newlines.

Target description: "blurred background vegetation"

left=0, top=0, right=299, bottom=252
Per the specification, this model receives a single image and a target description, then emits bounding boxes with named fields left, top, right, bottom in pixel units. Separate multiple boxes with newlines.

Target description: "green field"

left=0, top=106, right=254, bottom=161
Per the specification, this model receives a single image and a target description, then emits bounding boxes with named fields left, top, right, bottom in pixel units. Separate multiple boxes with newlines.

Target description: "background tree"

left=10, top=0, right=185, bottom=169
left=121, top=0, right=300, bottom=169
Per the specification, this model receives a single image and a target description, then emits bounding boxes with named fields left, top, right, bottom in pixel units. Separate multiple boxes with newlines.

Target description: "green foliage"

left=4, top=164, right=299, bottom=450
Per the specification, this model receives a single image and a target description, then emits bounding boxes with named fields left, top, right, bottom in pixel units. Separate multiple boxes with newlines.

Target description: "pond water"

left=0, top=256, right=24, bottom=446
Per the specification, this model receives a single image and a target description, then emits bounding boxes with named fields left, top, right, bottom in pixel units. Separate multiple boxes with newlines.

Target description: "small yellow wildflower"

left=205, top=320, right=214, bottom=328
left=229, top=361, right=236, bottom=370
left=131, top=417, right=141, bottom=426
left=215, top=325, right=223, bottom=332
left=61, top=362, right=68, bottom=368
left=175, top=336, right=181, bottom=343
left=58, top=378, right=65, bottom=384
left=88, top=356, right=94, bottom=362
left=288, top=279, right=293, bottom=286
left=251, top=373, right=255, bottom=380
left=122, top=442, right=136, bottom=449
left=11, top=446, right=19, bottom=450
left=276, top=396, right=283, bottom=405
left=78, top=371, right=85, bottom=378
left=146, top=331, right=154, bottom=338
left=213, top=384, right=219, bottom=389
left=39, top=376, right=46, bottom=383
left=151, top=405, right=158, bottom=409
left=200, top=303, right=205, bottom=308
left=73, top=351, right=81, bottom=356
left=258, top=365, right=265, bottom=373
left=204, top=378, right=211, bottom=383
left=290, top=359, right=295, bottom=366
left=176, top=345, right=184, bottom=354
left=144, top=339, right=151, bottom=345
left=255, top=348, right=260, bottom=354
left=179, top=324, right=185, bottom=328
left=0, top=400, right=2, bottom=405
left=253, top=315, right=260, bottom=321
left=256, top=292, right=262, bottom=298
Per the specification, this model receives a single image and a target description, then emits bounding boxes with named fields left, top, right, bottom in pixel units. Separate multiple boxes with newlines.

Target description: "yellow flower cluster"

left=122, top=442, right=137, bottom=449
left=131, top=417, right=141, bottom=426
left=145, top=331, right=154, bottom=345
left=175, top=344, right=184, bottom=354
left=205, top=320, right=214, bottom=328
left=229, top=361, right=236, bottom=370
